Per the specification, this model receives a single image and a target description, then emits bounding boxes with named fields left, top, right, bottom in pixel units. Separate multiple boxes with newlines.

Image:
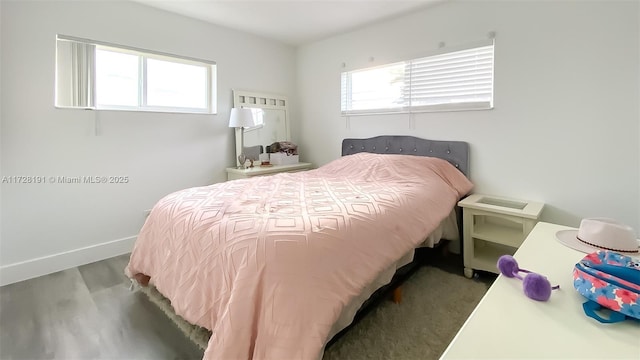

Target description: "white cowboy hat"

left=555, top=218, right=639, bottom=254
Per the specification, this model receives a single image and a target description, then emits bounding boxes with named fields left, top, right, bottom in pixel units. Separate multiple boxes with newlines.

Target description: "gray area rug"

left=323, top=266, right=490, bottom=359
left=141, top=266, right=490, bottom=359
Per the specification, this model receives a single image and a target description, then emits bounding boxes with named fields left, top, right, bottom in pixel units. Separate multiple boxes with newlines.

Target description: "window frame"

left=55, top=35, right=217, bottom=115
left=340, top=39, right=494, bottom=116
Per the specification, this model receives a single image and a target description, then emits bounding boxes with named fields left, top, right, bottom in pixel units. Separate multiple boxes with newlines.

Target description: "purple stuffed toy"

left=497, top=255, right=559, bottom=301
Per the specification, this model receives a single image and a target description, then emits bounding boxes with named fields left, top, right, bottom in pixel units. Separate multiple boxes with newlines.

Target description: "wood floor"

left=0, top=251, right=492, bottom=360
left=0, top=254, right=204, bottom=360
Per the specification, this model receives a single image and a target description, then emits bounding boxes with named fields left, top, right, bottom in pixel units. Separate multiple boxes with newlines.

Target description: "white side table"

left=225, top=162, right=313, bottom=181
left=458, top=194, right=544, bottom=278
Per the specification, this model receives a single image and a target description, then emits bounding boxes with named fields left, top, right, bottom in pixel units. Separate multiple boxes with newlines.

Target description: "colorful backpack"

left=573, top=250, right=640, bottom=323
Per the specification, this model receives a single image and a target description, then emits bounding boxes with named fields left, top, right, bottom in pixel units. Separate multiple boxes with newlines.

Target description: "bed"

left=126, top=135, right=473, bottom=360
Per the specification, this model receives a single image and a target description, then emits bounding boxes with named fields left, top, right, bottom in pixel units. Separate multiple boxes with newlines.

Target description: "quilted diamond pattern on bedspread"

left=125, top=153, right=473, bottom=360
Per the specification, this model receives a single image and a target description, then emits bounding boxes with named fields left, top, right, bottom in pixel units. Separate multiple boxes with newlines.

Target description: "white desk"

left=441, top=222, right=640, bottom=360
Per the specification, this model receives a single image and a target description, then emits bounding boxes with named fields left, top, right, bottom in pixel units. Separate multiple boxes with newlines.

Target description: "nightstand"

left=458, top=194, right=544, bottom=278
left=225, top=162, right=313, bottom=181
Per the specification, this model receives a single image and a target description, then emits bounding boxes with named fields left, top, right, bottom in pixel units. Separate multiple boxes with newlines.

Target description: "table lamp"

left=229, top=108, right=256, bottom=169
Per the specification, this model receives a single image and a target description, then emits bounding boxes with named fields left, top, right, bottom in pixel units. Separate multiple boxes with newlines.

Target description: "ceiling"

left=132, top=0, right=445, bottom=46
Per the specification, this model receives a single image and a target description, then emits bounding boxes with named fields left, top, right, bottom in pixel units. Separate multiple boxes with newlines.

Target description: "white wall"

left=296, top=0, right=640, bottom=232
left=2, top=1, right=638, bottom=286
left=0, top=1, right=296, bottom=284
left=0, top=1, right=3, bottom=270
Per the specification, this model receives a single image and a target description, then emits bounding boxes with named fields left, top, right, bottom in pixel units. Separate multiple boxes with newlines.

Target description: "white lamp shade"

left=229, top=108, right=256, bottom=128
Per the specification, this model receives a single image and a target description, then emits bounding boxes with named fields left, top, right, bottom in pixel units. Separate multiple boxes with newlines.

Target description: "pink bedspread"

left=125, top=153, right=473, bottom=359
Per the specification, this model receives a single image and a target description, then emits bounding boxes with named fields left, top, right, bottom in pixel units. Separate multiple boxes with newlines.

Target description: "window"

left=55, top=35, right=216, bottom=114
left=95, top=49, right=139, bottom=107
left=341, top=40, right=494, bottom=115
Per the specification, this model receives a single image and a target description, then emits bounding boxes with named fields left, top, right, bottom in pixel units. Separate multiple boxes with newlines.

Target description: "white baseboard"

left=0, top=235, right=137, bottom=286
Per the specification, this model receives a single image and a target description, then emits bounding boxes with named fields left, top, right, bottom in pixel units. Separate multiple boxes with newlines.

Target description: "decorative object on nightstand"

left=237, top=154, right=247, bottom=169
left=229, top=108, right=256, bottom=169
left=268, top=141, right=299, bottom=165
left=458, top=194, right=545, bottom=279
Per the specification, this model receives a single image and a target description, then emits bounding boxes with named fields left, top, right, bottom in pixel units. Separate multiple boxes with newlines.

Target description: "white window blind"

left=341, top=40, right=494, bottom=115
left=56, top=40, right=96, bottom=108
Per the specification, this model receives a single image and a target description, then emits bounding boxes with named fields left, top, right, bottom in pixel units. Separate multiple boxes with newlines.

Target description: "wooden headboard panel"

left=341, top=135, right=470, bottom=178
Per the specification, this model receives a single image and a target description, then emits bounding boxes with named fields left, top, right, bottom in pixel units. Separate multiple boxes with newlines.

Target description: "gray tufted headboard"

left=342, top=135, right=470, bottom=178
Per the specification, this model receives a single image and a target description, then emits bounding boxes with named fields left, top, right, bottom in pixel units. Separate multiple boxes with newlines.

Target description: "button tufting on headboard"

left=341, top=135, right=470, bottom=177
